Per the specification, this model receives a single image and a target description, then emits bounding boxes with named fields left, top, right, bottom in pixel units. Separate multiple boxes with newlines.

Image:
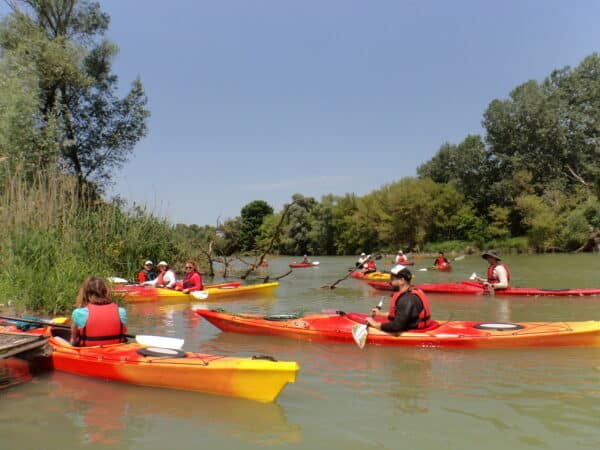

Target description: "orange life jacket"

left=388, top=288, right=432, bottom=329
left=79, top=303, right=125, bottom=346
left=487, top=263, right=511, bottom=283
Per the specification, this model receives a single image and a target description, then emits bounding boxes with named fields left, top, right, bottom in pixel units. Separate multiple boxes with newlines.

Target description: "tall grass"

left=0, top=165, right=179, bottom=314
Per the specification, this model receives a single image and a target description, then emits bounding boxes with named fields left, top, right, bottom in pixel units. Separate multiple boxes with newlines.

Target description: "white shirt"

left=144, top=269, right=177, bottom=288
left=491, top=265, right=509, bottom=289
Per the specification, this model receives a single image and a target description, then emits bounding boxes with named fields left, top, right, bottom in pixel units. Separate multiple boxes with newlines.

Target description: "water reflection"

left=0, top=358, right=32, bottom=391
left=47, top=372, right=302, bottom=446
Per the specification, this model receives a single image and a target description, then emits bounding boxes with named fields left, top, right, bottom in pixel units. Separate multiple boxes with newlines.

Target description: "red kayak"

left=432, top=263, right=451, bottom=272
left=196, top=309, right=600, bottom=348
left=368, top=280, right=600, bottom=297
left=288, top=262, right=319, bottom=268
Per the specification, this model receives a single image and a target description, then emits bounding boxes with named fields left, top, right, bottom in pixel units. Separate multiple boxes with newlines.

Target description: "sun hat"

left=397, top=250, right=403, bottom=254
left=360, top=252, right=366, bottom=257
left=390, top=264, right=412, bottom=282
left=481, top=250, right=501, bottom=261
left=144, top=260, right=153, bottom=266
left=157, top=260, right=169, bottom=267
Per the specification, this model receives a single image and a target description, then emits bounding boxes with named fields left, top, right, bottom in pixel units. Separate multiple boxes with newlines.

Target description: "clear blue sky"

left=7, top=1, right=600, bottom=225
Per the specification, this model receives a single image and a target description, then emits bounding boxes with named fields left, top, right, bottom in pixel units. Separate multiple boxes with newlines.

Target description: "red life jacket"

left=487, top=263, right=511, bottom=283
left=364, top=260, right=377, bottom=272
left=182, top=271, right=203, bottom=290
left=435, top=257, right=447, bottom=266
left=156, top=271, right=171, bottom=287
left=79, top=303, right=125, bottom=346
left=388, top=288, right=432, bottom=329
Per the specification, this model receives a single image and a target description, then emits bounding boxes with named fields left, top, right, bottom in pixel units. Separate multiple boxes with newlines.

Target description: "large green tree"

left=0, top=0, right=149, bottom=191
left=239, top=200, right=273, bottom=252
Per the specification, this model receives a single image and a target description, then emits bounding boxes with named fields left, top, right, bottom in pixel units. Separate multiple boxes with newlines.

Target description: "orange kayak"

left=1, top=325, right=298, bottom=402
left=196, top=309, right=600, bottom=348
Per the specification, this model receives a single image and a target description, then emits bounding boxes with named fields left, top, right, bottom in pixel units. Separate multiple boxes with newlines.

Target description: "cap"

left=397, top=250, right=403, bottom=254
left=144, top=260, right=153, bottom=266
left=390, top=264, right=412, bottom=282
left=481, top=250, right=501, bottom=261
left=360, top=252, right=366, bottom=257
left=157, top=260, right=168, bottom=267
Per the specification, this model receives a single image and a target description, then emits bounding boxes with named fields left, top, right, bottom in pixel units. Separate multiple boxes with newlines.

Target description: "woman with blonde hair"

left=176, top=260, right=203, bottom=293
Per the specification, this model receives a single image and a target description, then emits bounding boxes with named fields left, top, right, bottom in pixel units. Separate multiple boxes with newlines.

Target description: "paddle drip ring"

left=474, top=323, right=524, bottom=331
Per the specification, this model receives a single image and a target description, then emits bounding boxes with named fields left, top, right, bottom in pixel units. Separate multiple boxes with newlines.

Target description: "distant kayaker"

left=360, top=254, right=377, bottom=274
left=302, top=254, right=311, bottom=263
left=144, top=260, right=177, bottom=289
left=70, top=276, right=128, bottom=346
left=365, top=265, right=432, bottom=332
left=176, top=260, right=203, bottom=293
left=433, top=252, right=449, bottom=268
left=356, top=252, right=368, bottom=267
left=475, top=250, right=510, bottom=289
left=395, top=250, right=408, bottom=264
left=138, top=260, right=157, bottom=283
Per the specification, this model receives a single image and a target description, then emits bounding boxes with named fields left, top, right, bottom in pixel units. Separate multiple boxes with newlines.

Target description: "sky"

left=4, top=1, right=600, bottom=226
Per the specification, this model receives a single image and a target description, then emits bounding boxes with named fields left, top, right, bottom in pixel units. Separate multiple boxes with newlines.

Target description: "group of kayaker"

left=137, top=260, right=204, bottom=293
left=69, top=249, right=510, bottom=347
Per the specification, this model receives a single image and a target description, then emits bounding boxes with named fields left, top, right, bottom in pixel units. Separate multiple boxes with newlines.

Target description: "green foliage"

left=239, top=200, right=273, bottom=252
left=0, top=1, right=150, bottom=191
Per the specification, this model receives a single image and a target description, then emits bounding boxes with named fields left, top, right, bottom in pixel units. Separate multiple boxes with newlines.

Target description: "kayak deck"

left=196, top=309, right=600, bottom=348
left=114, top=282, right=279, bottom=302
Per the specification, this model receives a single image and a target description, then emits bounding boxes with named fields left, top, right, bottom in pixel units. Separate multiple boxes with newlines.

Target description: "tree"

left=239, top=200, right=273, bottom=252
left=0, top=0, right=150, bottom=192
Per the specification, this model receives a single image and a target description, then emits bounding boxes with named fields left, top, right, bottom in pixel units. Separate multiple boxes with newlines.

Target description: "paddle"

left=322, top=254, right=382, bottom=289
left=190, top=290, right=209, bottom=300
left=0, top=315, right=185, bottom=349
left=351, top=299, right=383, bottom=349
left=469, top=273, right=494, bottom=295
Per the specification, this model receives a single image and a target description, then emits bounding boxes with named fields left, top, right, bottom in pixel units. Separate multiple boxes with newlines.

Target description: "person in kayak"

left=395, top=250, right=408, bottom=264
left=433, top=252, right=449, bottom=268
left=365, top=265, right=432, bottom=332
left=359, top=254, right=377, bottom=274
left=70, top=276, right=127, bottom=346
left=356, top=252, right=368, bottom=267
left=176, top=260, right=203, bottom=293
left=302, top=254, right=311, bottom=263
left=138, top=260, right=157, bottom=283
left=144, top=260, right=177, bottom=289
left=475, top=250, right=510, bottom=289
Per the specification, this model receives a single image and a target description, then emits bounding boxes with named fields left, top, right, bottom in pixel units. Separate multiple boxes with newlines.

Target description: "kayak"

left=195, top=309, right=600, bottom=348
left=1, top=325, right=299, bottom=402
left=112, top=281, right=241, bottom=296
left=368, top=280, right=600, bottom=297
left=350, top=271, right=390, bottom=281
left=289, top=262, right=320, bottom=268
left=114, top=282, right=279, bottom=303
left=432, top=263, right=451, bottom=272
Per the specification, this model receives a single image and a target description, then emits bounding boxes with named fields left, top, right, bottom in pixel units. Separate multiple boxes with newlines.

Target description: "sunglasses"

left=185, top=266, right=193, bottom=269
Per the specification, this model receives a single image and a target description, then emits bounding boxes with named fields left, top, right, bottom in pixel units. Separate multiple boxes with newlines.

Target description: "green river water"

left=1, top=254, right=599, bottom=449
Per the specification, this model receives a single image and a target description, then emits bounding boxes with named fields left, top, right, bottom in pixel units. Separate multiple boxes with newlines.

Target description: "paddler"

left=70, top=276, right=128, bottom=346
left=474, top=250, right=510, bottom=290
left=365, top=265, right=432, bottom=332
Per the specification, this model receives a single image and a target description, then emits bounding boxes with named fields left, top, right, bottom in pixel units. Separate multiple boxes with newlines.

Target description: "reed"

left=0, top=165, right=179, bottom=313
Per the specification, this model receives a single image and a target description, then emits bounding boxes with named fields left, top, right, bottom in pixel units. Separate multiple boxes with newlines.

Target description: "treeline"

left=181, top=54, right=600, bottom=256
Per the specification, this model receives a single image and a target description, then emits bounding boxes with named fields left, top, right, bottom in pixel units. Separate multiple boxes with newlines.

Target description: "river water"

left=2, top=254, right=600, bottom=449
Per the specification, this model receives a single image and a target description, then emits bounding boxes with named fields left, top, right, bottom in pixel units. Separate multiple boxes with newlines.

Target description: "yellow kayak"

left=118, top=282, right=279, bottom=303
left=350, top=271, right=391, bottom=281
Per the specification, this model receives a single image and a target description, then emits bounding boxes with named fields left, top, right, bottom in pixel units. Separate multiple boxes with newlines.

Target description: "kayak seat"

left=51, top=327, right=72, bottom=341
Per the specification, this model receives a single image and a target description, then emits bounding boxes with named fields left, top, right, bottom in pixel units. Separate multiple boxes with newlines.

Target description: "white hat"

left=360, top=252, right=366, bottom=257
left=144, top=260, right=153, bottom=265
left=397, top=250, right=403, bottom=254
left=157, top=261, right=168, bottom=267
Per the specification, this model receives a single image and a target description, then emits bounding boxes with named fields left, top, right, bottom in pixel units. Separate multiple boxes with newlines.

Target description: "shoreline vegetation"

left=1, top=2, right=599, bottom=313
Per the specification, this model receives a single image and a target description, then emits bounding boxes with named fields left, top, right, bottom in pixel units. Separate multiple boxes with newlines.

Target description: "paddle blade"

left=312, top=261, right=320, bottom=266
left=135, top=335, right=184, bottom=350
left=469, top=272, right=478, bottom=280
left=351, top=324, right=368, bottom=349
left=108, top=276, right=129, bottom=284
left=191, top=290, right=208, bottom=300
left=418, top=268, right=428, bottom=272
left=454, top=255, right=465, bottom=261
